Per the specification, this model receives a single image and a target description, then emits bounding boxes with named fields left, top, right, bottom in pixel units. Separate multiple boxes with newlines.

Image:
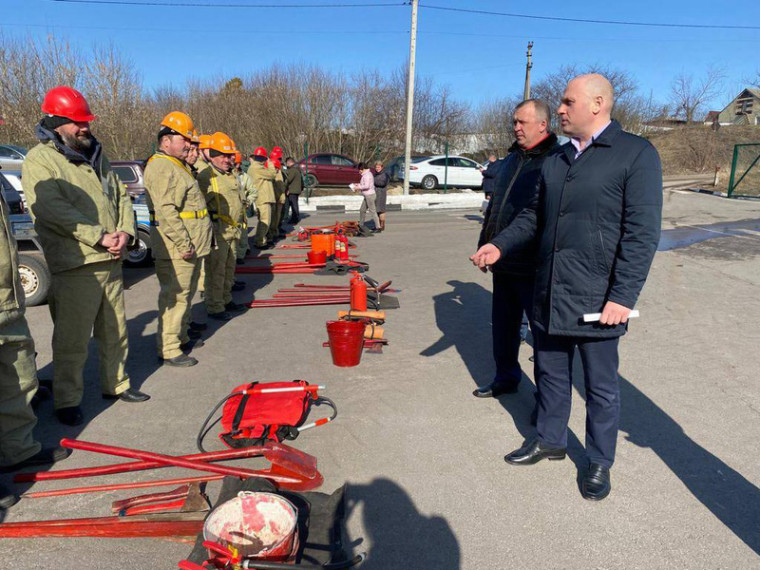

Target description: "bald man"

left=471, top=74, right=663, bottom=500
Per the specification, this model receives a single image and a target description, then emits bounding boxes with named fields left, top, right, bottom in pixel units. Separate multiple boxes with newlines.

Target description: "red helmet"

left=270, top=146, right=283, bottom=159
left=41, top=86, right=96, bottom=122
left=254, top=147, right=268, bottom=157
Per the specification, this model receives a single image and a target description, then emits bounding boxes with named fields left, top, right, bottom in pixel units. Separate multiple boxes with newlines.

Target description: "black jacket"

left=373, top=169, right=390, bottom=189
left=481, top=160, right=502, bottom=196
left=284, top=167, right=303, bottom=195
left=479, top=133, right=559, bottom=276
left=491, top=120, right=662, bottom=338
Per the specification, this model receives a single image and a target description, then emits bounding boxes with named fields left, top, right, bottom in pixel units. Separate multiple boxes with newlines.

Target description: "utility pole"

left=523, top=41, right=533, bottom=101
left=403, top=0, right=419, bottom=196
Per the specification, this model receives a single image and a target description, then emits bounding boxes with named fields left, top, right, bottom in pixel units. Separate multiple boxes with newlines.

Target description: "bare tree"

left=670, top=67, right=726, bottom=124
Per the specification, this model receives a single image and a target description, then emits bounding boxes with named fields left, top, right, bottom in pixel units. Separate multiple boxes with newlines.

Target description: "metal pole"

left=304, top=140, right=310, bottom=204
left=727, top=144, right=739, bottom=197
left=403, top=0, right=419, bottom=196
left=523, top=41, right=533, bottom=101
left=443, top=141, right=449, bottom=194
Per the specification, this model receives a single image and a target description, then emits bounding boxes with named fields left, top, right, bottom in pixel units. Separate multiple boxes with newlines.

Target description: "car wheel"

left=422, top=175, right=438, bottom=190
left=125, top=229, right=152, bottom=267
left=305, top=174, right=319, bottom=188
left=17, top=253, right=51, bottom=307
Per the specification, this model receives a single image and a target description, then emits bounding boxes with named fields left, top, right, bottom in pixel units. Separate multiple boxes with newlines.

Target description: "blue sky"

left=2, top=0, right=759, bottom=113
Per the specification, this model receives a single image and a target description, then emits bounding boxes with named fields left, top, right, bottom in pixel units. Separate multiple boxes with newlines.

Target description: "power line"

left=421, top=3, right=760, bottom=31
left=47, top=0, right=405, bottom=7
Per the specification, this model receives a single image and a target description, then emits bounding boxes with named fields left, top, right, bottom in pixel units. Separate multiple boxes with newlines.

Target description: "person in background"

left=373, top=161, right=390, bottom=232
left=283, top=157, right=303, bottom=225
left=480, top=153, right=501, bottom=201
left=352, top=162, right=380, bottom=232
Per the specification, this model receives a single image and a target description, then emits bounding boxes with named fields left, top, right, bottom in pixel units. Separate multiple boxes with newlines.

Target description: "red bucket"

left=307, top=250, right=327, bottom=265
left=326, top=320, right=365, bottom=367
left=203, top=492, right=299, bottom=562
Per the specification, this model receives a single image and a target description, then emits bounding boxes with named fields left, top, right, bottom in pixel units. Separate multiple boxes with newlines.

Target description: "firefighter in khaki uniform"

left=22, top=86, right=149, bottom=427
left=195, top=135, right=212, bottom=177
left=250, top=147, right=276, bottom=249
left=143, top=112, right=213, bottom=367
left=0, top=191, right=69, bottom=491
left=197, top=132, right=247, bottom=321
left=268, top=146, right=286, bottom=243
left=233, top=151, right=251, bottom=263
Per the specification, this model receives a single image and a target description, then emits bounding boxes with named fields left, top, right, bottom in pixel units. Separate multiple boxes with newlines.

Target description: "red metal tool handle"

left=60, top=438, right=277, bottom=480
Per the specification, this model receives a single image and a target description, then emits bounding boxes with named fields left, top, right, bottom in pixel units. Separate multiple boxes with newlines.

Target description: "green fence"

left=728, top=143, right=760, bottom=198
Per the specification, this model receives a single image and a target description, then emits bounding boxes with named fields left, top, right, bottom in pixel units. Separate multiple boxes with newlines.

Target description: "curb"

left=299, top=192, right=486, bottom=212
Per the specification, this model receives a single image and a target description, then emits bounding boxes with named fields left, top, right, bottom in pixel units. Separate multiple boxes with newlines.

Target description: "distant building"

left=716, top=88, right=760, bottom=126
left=703, top=110, right=720, bottom=127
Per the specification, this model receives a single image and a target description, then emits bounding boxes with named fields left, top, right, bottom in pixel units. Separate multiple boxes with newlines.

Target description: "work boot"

left=224, top=302, right=247, bottom=313
left=0, top=485, right=18, bottom=510
left=56, top=406, right=84, bottom=427
left=103, top=388, right=151, bottom=403
left=254, top=244, right=271, bottom=251
left=187, top=329, right=203, bottom=340
left=208, top=311, right=231, bottom=321
left=162, top=354, right=198, bottom=367
left=231, top=281, right=246, bottom=292
left=189, top=321, right=208, bottom=331
left=30, top=383, right=52, bottom=410
left=0, top=446, right=72, bottom=473
left=236, top=259, right=245, bottom=265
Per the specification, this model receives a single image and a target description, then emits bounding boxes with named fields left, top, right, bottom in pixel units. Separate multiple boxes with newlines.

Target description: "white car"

left=0, top=170, right=25, bottom=209
left=398, top=155, right=483, bottom=190
left=0, top=145, right=26, bottom=171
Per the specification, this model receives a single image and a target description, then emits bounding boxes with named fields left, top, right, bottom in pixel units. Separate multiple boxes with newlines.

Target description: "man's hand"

left=107, top=231, right=130, bottom=259
left=599, top=301, right=632, bottom=326
left=470, top=243, right=502, bottom=272
left=98, top=232, right=118, bottom=250
left=181, top=247, right=196, bottom=261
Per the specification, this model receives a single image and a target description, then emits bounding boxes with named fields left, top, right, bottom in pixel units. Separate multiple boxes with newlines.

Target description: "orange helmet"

left=270, top=146, right=283, bottom=159
left=41, top=86, right=96, bottom=122
left=208, top=131, right=236, bottom=155
left=198, top=134, right=212, bottom=150
left=253, top=146, right=267, bottom=157
left=234, top=151, right=242, bottom=164
left=160, top=111, right=194, bottom=139
left=190, top=130, right=200, bottom=145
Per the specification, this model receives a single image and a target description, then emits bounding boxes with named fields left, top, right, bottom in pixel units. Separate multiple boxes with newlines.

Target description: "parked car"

left=1, top=170, right=25, bottom=209
left=127, top=199, right=152, bottom=267
left=397, top=155, right=484, bottom=190
left=297, top=154, right=361, bottom=188
left=0, top=172, right=24, bottom=214
left=0, top=144, right=26, bottom=171
left=387, top=155, right=430, bottom=182
left=111, top=160, right=147, bottom=201
left=10, top=212, right=50, bottom=307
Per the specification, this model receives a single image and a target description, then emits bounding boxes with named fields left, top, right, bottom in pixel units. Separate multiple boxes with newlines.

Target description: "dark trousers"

left=492, top=273, right=534, bottom=386
left=282, top=194, right=300, bottom=225
left=533, top=328, right=620, bottom=467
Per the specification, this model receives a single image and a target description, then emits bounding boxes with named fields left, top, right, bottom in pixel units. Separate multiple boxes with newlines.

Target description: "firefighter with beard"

left=197, top=133, right=247, bottom=321
left=22, top=86, right=149, bottom=426
left=143, top=112, right=213, bottom=367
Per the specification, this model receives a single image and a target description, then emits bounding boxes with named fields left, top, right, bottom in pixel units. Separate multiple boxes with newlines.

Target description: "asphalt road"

left=1, top=190, right=759, bottom=569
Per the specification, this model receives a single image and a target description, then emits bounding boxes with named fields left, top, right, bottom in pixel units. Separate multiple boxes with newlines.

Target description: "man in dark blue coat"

left=471, top=74, right=662, bottom=501
left=480, top=153, right=501, bottom=200
left=473, top=99, right=559, bottom=398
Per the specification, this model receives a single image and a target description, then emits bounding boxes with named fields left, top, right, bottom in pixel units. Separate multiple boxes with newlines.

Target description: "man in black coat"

left=471, top=74, right=662, bottom=501
left=473, top=99, right=558, bottom=398
left=480, top=153, right=501, bottom=200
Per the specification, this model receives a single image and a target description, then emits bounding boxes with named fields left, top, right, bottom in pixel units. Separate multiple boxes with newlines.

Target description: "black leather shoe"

left=0, top=485, right=18, bottom=510
left=224, top=302, right=247, bottom=313
left=236, top=259, right=245, bottom=265
left=187, top=329, right=202, bottom=340
left=103, top=388, right=151, bottom=403
left=209, top=311, right=231, bottom=321
left=473, top=382, right=519, bottom=398
left=504, top=439, right=566, bottom=465
left=0, top=446, right=72, bottom=473
left=189, top=321, right=208, bottom=331
left=180, top=338, right=204, bottom=351
left=56, top=406, right=84, bottom=426
left=231, top=281, right=246, bottom=292
left=581, top=463, right=611, bottom=501
left=162, top=354, right=198, bottom=367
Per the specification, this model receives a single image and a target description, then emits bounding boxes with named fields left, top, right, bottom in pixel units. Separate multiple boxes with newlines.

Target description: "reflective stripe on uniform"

left=150, top=208, right=208, bottom=226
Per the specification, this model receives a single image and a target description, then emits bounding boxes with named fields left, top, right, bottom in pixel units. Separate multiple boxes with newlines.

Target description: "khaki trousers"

left=237, top=225, right=250, bottom=260
left=268, top=202, right=284, bottom=242
left=155, top=257, right=202, bottom=359
left=0, top=312, right=41, bottom=466
left=205, top=237, right=237, bottom=314
left=49, top=260, right=130, bottom=409
left=254, top=202, right=274, bottom=247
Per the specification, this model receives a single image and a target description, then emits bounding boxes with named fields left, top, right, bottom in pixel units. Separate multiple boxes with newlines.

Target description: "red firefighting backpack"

left=197, top=380, right=337, bottom=452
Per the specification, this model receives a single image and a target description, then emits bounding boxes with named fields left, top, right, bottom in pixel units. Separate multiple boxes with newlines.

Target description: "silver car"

left=0, top=145, right=26, bottom=171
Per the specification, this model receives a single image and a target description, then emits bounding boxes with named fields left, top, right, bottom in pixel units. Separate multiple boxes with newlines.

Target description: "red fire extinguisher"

left=350, top=272, right=367, bottom=311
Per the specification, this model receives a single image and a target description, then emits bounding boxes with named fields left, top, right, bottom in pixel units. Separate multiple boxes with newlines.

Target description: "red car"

left=298, top=153, right=361, bottom=188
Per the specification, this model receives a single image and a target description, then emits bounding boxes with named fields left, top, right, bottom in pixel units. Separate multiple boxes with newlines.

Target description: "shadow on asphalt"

left=424, top=279, right=760, bottom=556
left=346, top=478, right=460, bottom=569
